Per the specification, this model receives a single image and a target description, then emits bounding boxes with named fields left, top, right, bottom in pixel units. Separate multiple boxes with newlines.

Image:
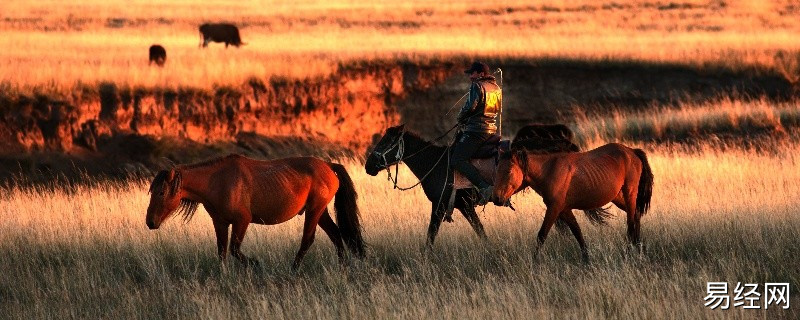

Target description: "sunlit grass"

left=571, top=98, right=800, bottom=145
left=1, top=141, right=798, bottom=318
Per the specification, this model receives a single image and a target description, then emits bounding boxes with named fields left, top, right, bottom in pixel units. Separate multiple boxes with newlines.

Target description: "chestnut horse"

left=145, top=154, right=365, bottom=271
left=365, top=124, right=601, bottom=246
left=492, top=143, right=653, bottom=262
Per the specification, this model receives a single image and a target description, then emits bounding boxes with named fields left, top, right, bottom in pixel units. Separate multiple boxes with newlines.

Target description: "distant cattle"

left=199, top=23, right=245, bottom=48
left=149, top=44, right=166, bottom=66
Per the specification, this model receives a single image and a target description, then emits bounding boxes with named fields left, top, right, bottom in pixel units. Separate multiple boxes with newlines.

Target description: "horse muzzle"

left=491, top=196, right=505, bottom=207
left=365, top=166, right=380, bottom=176
left=146, top=219, right=159, bottom=230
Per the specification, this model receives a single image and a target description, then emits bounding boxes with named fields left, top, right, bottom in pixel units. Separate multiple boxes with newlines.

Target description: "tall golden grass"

left=1, top=138, right=798, bottom=318
left=2, top=1, right=799, bottom=318
left=2, top=0, right=799, bottom=90
left=571, top=97, right=800, bottom=146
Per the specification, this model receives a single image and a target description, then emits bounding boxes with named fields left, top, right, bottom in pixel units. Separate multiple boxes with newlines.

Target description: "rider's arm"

left=457, top=83, right=480, bottom=122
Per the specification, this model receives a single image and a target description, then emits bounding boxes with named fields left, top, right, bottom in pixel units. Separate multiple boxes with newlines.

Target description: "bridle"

left=372, top=125, right=457, bottom=191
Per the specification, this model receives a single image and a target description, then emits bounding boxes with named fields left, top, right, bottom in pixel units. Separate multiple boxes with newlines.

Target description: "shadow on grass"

left=0, top=132, right=354, bottom=190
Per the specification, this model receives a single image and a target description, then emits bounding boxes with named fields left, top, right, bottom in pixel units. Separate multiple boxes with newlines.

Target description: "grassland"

left=2, top=0, right=799, bottom=318
left=2, top=0, right=800, bottom=90
left=571, top=97, right=800, bottom=146
left=1, top=125, right=799, bottom=318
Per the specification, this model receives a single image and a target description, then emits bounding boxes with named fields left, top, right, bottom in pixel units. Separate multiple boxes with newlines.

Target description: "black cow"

left=149, top=44, right=166, bottom=66
left=199, top=23, right=245, bottom=48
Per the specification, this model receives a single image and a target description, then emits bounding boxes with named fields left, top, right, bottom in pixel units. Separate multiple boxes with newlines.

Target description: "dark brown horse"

left=145, top=154, right=365, bottom=271
left=364, top=124, right=590, bottom=246
left=492, top=142, right=653, bottom=262
left=365, top=125, right=486, bottom=245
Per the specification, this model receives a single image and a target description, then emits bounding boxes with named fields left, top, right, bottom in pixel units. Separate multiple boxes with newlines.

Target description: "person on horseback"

left=451, top=61, right=502, bottom=205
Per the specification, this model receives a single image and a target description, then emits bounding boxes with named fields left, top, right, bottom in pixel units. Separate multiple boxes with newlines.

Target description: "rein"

left=375, top=124, right=458, bottom=191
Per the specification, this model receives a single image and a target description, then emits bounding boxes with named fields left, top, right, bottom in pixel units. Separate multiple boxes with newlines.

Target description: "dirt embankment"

left=0, top=62, right=457, bottom=184
left=1, top=62, right=458, bottom=154
left=0, top=59, right=795, bottom=184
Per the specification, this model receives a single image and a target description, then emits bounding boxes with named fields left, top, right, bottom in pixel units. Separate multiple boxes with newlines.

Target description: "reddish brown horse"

left=492, top=143, right=653, bottom=262
left=145, top=154, right=365, bottom=271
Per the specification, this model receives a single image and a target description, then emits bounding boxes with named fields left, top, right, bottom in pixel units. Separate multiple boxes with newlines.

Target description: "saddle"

left=452, top=135, right=510, bottom=190
left=442, top=135, right=511, bottom=222
left=471, top=134, right=508, bottom=159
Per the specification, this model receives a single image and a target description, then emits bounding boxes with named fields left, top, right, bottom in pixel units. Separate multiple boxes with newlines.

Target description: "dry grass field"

left=571, top=97, right=800, bottom=146
left=2, top=0, right=800, bottom=90
left=1, top=132, right=798, bottom=318
left=2, top=0, right=799, bottom=318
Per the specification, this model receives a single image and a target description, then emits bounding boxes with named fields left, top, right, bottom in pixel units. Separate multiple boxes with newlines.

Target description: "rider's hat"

left=464, top=61, right=491, bottom=74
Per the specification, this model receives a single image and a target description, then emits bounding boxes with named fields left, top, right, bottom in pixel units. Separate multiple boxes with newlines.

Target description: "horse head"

left=492, top=149, right=526, bottom=206
left=146, top=169, right=184, bottom=229
left=364, top=124, right=406, bottom=176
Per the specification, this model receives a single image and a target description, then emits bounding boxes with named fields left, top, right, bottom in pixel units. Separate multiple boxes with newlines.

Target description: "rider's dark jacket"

left=457, top=75, right=502, bottom=134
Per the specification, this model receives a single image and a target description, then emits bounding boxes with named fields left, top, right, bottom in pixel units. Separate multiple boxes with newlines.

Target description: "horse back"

left=232, top=156, right=338, bottom=197
left=572, top=143, right=640, bottom=177
left=212, top=155, right=338, bottom=224
left=556, top=144, right=637, bottom=208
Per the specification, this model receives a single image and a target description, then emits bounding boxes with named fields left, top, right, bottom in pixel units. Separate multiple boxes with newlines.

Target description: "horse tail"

left=633, top=149, right=654, bottom=216
left=582, top=206, right=613, bottom=225
left=328, top=163, right=366, bottom=258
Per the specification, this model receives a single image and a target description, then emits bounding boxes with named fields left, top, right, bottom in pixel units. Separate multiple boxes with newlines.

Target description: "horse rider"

left=451, top=61, right=502, bottom=205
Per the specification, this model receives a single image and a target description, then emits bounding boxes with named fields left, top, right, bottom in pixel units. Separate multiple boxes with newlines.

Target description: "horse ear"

left=167, top=169, right=181, bottom=196
left=156, top=157, right=176, bottom=172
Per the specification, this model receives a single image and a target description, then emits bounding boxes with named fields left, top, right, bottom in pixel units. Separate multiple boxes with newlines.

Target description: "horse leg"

left=623, top=187, right=642, bottom=252
left=611, top=192, right=627, bottom=211
left=560, top=210, right=589, bottom=264
left=292, top=203, right=326, bottom=272
left=612, top=192, right=642, bottom=254
left=230, top=220, right=257, bottom=266
left=534, top=204, right=565, bottom=258
left=426, top=201, right=447, bottom=247
left=230, top=221, right=254, bottom=265
left=213, top=220, right=230, bottom=262
left=457, top=199, right=487, bottom=241
left=317, top=209, right=346, bottom=265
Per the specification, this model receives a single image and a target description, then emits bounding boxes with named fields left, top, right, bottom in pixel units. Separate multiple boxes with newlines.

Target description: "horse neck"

left=400, top=134, right=447, bottom=179
left=518, top=152, right=557, bottom=186
left=175, top=165, right=216, bottom=203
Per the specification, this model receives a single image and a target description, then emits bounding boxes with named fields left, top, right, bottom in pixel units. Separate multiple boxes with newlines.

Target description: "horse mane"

left=149, top=169, right=181, bottom=195
left=149, top=166, right=204, bottom=223
left=170, top=155, right=247, bottom=222
left=398, top=128, right=449, bottom=147
left=177, top=199, right=200, bottom=223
